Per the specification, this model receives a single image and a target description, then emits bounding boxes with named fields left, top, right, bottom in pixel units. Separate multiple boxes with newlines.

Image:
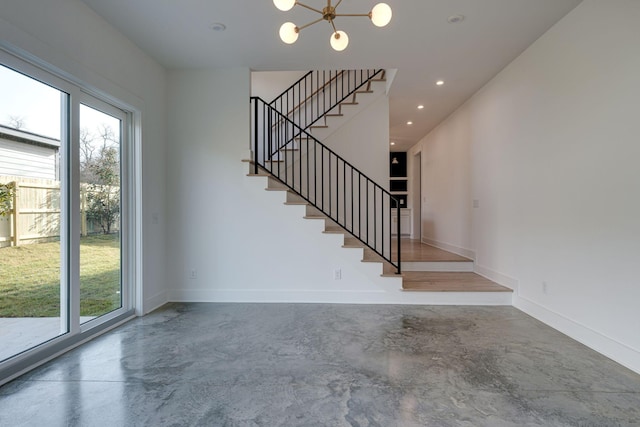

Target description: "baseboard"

left=143, top=290, right=169, bottom=315
left=169, top=288, right=512, bottom=306
left=421, top=237, right=475, bottom=260
left=514, top=295, right=640, bottom=375
left=473, top=264, right=518, bottom=291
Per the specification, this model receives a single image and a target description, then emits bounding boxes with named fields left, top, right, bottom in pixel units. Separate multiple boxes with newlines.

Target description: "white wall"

left=321, top=93, right=390, bottom=187
left=408, top=108, right=473, bottom=258
left=251, top=71, right=307, bottom=102
left=409, top=0, right=640, bottom=373
left=1, top=0, right=168, bottom=314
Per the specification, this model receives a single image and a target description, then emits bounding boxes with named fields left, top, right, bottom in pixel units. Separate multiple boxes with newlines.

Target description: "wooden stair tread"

left=401, top=272, right=512, bottom=292
left=303, top=214, right=326, bottom=219
left=392, top=240, right=472, bottom=262
left=323, top=229, right=345, bottom=235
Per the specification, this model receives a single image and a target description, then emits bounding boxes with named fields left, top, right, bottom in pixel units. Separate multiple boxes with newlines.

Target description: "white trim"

left=421, top=237, right=476, bottom=260
left=473, top=264, right=518, bottom=291
left=513, top=295, right=640, bottom=375
left=132, top=111, right=144, bottom=316
left=169, top=289, right=513, bottom=306
left=143, top=290, right=169, bottom=315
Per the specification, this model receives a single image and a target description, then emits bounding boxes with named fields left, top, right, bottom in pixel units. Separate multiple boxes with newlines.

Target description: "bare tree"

left=80, top=123, right=118, bottom=184
left=81, top=122, right=120, bottom=234
left=7, top=115, right=26, bottom=130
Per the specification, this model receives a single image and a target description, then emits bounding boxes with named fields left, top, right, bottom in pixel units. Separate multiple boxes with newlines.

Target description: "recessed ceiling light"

left=417, top=105, right=424, bottom=109
left=210, top=22, right=227, bottom=32
left=447, top=15, right=465, bottom=24
left=407, top=121, right=413, bottom=125
left=390, top=142, right=396, bottom=146
left=436, top=80, right=444, bottom=86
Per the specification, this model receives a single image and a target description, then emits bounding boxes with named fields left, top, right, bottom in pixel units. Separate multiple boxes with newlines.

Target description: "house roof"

left=0, top=124, right=61, bottom=149
left=79, top=0, right=582, bottom=151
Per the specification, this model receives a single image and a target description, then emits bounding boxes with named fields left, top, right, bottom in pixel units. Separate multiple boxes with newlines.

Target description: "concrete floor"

left=0, top=303, right=639, bottom=426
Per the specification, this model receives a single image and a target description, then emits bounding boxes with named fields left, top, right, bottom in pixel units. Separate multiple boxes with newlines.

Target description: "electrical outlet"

left=333, top=269, right=342, bottom=280
left=190, top=269, right=197, bottom=279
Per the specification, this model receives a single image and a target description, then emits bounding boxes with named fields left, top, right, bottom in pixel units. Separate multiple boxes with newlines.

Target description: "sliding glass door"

left=0, top=64, right=68, bottom=361
left=0, top=51, right=134, bottom=366
left=79, top=103, right=124, bottom=324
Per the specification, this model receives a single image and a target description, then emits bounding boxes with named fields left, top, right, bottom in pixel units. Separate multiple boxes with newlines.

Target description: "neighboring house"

left=0, top=125, right=60, bottom=180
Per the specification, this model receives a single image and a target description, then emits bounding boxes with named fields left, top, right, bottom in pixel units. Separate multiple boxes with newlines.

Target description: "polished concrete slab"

left=1, top=303, right=639, bottom=426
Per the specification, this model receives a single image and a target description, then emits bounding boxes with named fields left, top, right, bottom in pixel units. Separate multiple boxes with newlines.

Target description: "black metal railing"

left=268, top=69, right=385, bottom=156
left=252, top=96, right=401, bottom=274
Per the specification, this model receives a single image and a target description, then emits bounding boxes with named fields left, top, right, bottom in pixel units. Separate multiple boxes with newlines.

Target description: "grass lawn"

left=0, top=234, right=121, bottom=317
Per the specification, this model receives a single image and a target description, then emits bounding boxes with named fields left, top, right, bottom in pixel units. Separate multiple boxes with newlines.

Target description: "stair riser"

left=401, top=261, right=474, bottom=272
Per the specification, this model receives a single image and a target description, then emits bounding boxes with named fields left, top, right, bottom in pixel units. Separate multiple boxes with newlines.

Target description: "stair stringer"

left=240, top=165, right=404, bottom=303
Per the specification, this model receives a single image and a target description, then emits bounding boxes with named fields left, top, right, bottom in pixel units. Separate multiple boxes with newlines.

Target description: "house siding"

left=0, top=138, right=58, bottom=180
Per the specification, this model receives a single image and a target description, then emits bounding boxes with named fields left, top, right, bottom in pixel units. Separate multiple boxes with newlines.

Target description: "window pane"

left=0, top=64, right=67, bottom=362
left=79, top=104, right=122, bottom=322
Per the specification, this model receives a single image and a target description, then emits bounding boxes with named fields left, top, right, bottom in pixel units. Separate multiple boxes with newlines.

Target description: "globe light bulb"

left=273, top=0, right=295, bottom=12
left=330, top=31, right=349, bottom=51
left=279, top=22, right=299, bottom=44
left=370, top=3, right=392, bottom=27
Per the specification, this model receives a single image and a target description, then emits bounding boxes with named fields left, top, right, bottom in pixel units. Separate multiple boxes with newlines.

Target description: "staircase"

left=248, top=69, right=512, bottom=303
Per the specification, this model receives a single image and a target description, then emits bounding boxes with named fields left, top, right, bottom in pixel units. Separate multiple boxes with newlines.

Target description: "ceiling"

left=79, top=0, right=582, bottom=151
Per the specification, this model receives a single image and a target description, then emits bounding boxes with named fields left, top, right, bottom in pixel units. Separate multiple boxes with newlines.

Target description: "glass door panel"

left=79, top=104, right=122, bottom=323
left=0, top=64, right=68, bottom=361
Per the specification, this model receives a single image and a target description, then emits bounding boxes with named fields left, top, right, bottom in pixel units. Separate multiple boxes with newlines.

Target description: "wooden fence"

left=0, top=175, right=119, bottom=248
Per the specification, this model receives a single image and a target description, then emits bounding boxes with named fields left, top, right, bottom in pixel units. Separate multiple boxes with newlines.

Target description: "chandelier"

left=273, top=0, right=392, bottom=51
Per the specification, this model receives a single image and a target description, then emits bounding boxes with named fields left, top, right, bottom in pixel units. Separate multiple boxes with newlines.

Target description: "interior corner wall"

left=407, top=107, right=473, bottom=258
left=410, top=0, right=640, bottom=374
left=0, top=0, right=168, bottom=315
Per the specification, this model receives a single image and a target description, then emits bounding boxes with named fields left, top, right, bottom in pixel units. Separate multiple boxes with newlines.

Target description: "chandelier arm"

left=295, top=2, right=324, bottom=14
left=329, top=18, right=338, bottom=34
left=334, top=13, right=372, bottom=18
left=333, top=0, right=343, bottom=9
left=297, top=16, right=326, bottom=31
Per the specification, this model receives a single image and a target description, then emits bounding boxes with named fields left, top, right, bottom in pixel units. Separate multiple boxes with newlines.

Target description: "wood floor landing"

left=401, top=272, right=513, bottom=292
left=392, top=239, right=471, bottom=262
